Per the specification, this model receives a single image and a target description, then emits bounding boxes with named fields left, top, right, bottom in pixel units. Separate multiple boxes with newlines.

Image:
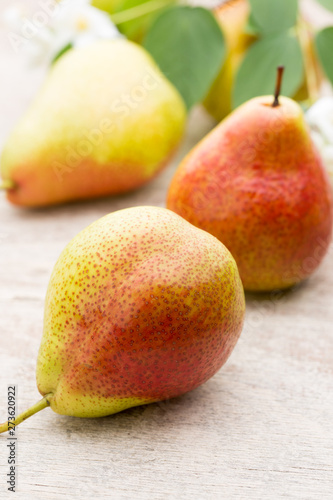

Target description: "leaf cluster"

left=141, top=0, right=333, bottom=110
left=98, top=0, right=333, bottom=111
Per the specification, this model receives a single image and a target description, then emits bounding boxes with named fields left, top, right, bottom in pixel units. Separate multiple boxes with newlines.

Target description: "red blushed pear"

left=167, top=67, right=333, bottom=292
left=0, top=207, right=245, bottom=433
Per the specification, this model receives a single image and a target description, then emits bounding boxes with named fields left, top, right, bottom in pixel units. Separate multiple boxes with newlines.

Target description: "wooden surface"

left=1, top=2, right=333, bottom=499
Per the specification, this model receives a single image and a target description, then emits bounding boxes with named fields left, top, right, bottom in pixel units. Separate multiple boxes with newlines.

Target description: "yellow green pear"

left=92, top=0, right=172, bottom=42
left=0, top=39, right=186, bottom=207
left=0, top=207, right=245, bottom=431
left=203, top=0, right=255, bottom=121
left=92, top=0, right=124, bottom=12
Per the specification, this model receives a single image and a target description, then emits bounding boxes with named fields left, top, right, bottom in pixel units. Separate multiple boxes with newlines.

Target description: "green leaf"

left=249, top=0, right=298, bottom=35
left=233, top=32, right=304, bottom=108
left=315, top=27, right=333, bottom=84
left=316, top=0, right=333, bottom=12
left=143, top=6, right=226, bottom=110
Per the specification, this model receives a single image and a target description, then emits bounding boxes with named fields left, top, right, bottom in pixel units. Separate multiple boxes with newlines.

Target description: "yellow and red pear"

left=0, top=39, right=186, bottom=207
left=0, top=206, right=245, bottom=431
left=168, top=69, right=333, bottom=291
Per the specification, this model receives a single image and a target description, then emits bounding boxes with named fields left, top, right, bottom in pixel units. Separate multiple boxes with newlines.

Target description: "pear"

left=92, top=0, right=124, bottom=12
left=167, top=68, right=333, bottom=292
left=0, top=39, right=186, bottom=207
left=0, top=206, right=244, bottom=431
left=203, top=0, right=256, bottom=121
left=92, top=0, right=164, bottom=42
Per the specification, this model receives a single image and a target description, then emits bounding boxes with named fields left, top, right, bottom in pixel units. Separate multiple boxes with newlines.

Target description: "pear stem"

left=0, top=179, right=16, bottom=190
left=0, top=394, right=52, bottom=434
left=110, top=0, right=174, bottom=25
left=272, top=66, right=285, bottom=107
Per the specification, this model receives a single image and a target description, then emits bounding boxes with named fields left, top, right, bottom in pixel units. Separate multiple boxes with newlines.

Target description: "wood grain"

left=0, top=2, right=333, bottom=499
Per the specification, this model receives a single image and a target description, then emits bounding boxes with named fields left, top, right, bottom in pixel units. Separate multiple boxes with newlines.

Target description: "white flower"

left=4, top=0, right=122, bottom=67
left=306, top=97, right=333, bottom=183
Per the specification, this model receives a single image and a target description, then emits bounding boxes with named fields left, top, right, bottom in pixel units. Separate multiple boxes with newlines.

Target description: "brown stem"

left=272, top=66, right=285, bottom=107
